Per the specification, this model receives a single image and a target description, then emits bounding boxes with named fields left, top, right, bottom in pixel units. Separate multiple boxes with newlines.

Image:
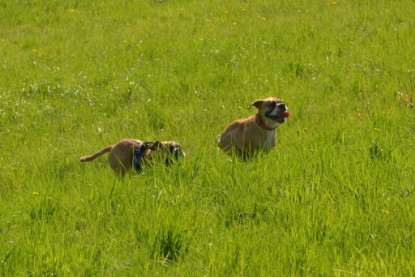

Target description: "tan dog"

left=80, top=139, right=184, bottom=176
left=217, top=97, right=289, bottom=159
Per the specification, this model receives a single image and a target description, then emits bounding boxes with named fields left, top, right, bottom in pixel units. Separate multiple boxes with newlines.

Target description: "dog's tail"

left=80, top=145, right=113, bottom=162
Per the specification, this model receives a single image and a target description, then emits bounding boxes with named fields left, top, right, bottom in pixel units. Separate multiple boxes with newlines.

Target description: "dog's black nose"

left=277, top=102, right=286, bottom=111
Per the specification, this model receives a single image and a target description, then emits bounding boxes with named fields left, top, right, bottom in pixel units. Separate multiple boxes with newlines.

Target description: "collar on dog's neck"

left=133, top=141, right=153, bottom=171
left=255, top=114, right=276, bottom=131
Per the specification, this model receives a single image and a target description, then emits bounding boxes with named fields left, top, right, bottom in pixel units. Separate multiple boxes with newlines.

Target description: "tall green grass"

left=1, top=0, right=415, bottom=275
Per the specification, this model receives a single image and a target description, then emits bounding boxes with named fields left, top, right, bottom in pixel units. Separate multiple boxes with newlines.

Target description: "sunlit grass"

left=1, top=0, right=415, bottom=275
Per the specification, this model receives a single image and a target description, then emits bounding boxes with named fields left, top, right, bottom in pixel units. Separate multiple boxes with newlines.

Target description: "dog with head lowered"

left=80, top=139, right=184, bottom=176
left=217, top=97, right=289, bottom=159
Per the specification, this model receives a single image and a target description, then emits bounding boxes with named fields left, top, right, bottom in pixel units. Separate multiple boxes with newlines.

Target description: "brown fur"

left=217, top=97, right=288, bottom=159
left=80, top=138, right=183, bottom=176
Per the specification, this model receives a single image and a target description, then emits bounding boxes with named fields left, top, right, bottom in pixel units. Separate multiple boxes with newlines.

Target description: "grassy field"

left=1, top=0, right=415, bottom=275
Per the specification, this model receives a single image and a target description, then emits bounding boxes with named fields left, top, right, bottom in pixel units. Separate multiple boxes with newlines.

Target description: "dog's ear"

left=149, top=141, right=163, bottom=150
left=251, top=99, right=264, bottom=109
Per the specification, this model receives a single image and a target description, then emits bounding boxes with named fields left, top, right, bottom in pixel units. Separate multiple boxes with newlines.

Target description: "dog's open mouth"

left=266, top=114, right=286, bottom=123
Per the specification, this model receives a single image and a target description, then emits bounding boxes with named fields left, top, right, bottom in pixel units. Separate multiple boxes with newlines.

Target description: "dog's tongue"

left=284, top=111, right=290, bottom=118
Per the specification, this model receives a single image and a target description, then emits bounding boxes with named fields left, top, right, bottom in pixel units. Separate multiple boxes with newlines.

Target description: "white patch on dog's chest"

left=263, top=131, right=275, bottom=149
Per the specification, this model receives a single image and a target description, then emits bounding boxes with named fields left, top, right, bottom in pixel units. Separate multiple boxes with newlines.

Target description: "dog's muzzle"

left=266, top=102, right=288, bottom=123
left=278, top=102, right=287, bottom=111
left=166, top=145, right=185, bottom=165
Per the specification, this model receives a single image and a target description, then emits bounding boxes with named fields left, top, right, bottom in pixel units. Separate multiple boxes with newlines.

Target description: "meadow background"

left=1, top=0, right=415, bottom=275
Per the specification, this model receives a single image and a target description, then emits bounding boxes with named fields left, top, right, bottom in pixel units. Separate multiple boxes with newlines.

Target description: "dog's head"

left=251, top=97, right=288, bottom=128
left=144, top=141, right=185, bottom=165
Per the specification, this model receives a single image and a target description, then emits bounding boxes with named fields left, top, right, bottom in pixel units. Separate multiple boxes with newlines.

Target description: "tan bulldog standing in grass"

left=217, top=97, right=289, bottom=159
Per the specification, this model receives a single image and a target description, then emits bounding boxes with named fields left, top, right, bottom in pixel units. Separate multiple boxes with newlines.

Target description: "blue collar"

left=133, top=141, right=153, bottom=171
